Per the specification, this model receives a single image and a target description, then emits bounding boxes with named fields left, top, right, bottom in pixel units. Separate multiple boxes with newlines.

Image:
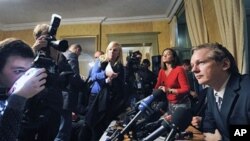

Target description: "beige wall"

left=2, top=29, right=33, bottom=46
left=101, top=20, right=170, bottom=53
left=58, top=23, right=100, bottom=48
left=152, top=20, right=170, bottom=54
left=0, top=20, right=170, bottom=55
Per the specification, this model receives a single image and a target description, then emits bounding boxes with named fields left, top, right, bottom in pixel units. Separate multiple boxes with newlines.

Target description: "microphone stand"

left=165, top=128, right=176, bottom=141
left=110, top=111, right=142, bottom=141
left=109, top=91, right=163, bottom=141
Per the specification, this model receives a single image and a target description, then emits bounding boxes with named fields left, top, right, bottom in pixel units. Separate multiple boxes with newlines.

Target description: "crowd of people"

left=0, top=22, right=250, bottom=141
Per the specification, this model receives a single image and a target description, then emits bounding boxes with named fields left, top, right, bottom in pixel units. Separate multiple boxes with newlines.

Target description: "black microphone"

left=143, top=107, right=192, bottom=141
left=110, top=89, right=165, bottom=141
left=136, top=101, right=168, bottom=132
left=138, top=89, right=165, bottom=113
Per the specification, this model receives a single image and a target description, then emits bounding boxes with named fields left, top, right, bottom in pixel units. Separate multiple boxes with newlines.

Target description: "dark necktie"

left=215, top=93, right=223, bottom=110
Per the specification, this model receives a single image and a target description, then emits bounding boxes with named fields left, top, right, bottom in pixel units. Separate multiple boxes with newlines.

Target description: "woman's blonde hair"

left=99, top=41, right=123, bottom=65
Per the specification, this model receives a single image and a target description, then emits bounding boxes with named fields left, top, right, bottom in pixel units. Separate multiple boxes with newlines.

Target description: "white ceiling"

left=0, top=0, right=183, bottom=31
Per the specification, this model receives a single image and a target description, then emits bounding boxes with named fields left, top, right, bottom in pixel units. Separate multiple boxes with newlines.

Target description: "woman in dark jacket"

left=81, top=41, right=127, bottom=141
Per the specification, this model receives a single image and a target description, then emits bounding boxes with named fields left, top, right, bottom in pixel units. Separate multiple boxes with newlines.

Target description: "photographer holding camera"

left=125, top=51, right=142, bottom=104
left=17, top=23, right=63, bottom=141
left=139, top=59, right=157, bottom=97
left=18, top=19, right=83, bottom=140
left=0, top=38, right=47, bottom=141
left=125, top=51, right=156, bottom=107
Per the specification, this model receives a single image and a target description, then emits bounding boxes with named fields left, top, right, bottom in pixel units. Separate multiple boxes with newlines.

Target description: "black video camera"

left=126, top=50, right=142, bottom=71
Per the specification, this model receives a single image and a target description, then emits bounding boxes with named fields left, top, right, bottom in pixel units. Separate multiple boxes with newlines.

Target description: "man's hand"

left=8, top=68, right=47, bottom=99
left=191, top=116, right=202, bottom=128
left=203, top=129, right=222, bottom=141
left=32, top=35, right=48, bottom=52
left=190, top=91, right=198, bottom=98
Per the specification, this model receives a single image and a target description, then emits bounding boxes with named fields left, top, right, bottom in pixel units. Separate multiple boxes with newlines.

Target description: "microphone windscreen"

left=171, top=107, right=192, bottom=131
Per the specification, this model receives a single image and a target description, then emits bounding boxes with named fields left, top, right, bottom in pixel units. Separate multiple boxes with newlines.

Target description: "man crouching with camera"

left=18, top=23, right=82, bottom=141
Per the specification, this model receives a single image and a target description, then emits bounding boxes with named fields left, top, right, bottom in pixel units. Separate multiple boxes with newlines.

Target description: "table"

left=100, top=121, right=204, bottom=141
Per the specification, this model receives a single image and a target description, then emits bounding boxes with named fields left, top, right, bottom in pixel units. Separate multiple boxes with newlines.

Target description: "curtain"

left=213, top=0, right=246, bottom=73
left=170, top=16, right=178, bottom=47
left=185, top=0, right=208, bottom=46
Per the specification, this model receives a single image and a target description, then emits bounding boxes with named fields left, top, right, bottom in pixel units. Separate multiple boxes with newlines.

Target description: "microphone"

left=135, top=100, right=168, bottom=139
left=143, top=107, right=192, bottom=141
left=138, top=89, right=165, bottom=113
left=136, top=101, right=168, bottom=131
left=110, top=89, right=165, bottom=141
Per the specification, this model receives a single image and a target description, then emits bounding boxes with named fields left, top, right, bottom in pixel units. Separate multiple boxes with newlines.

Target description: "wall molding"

left=0, top=0, right=183, bottom=31
left=0, top=15, right=169, bottom=31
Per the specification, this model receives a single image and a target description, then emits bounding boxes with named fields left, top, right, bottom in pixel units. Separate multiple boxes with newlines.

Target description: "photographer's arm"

left=32, top=35, right=59, bottom=62
left=32, top=35, right=48, bottom=53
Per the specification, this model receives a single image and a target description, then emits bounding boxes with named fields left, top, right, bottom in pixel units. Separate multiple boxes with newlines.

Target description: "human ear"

left=222, top=58, right=230, bottom=71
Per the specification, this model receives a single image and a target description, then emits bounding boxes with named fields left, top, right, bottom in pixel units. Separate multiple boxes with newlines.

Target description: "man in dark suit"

left=63, top=43, right=82, bottom=74
left=55, top=43, right=83, bottom=141
left=190, top=43, right=250, bottom=141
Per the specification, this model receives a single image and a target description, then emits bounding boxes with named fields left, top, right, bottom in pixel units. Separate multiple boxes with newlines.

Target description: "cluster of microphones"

left=105, top=89, right=193, bottom=141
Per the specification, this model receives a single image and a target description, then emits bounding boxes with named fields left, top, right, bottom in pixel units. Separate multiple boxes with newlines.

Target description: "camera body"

left=32, top=52, right=59, bottom=87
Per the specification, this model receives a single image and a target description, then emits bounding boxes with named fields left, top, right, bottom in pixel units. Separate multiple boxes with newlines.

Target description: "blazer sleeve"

left=90, top=60, right=106, bottom=81
left=67, top=54, right=80, bottom=74
left=202, top=92, right=217, bottom=133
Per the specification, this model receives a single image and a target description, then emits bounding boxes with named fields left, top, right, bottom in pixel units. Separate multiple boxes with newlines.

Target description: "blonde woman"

left=82, top=41, right=127, bottom=141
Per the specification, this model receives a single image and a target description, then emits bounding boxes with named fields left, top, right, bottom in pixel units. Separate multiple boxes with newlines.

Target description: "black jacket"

left=85, top=61, right=128, bottom=127
left=0, top=95, right=27, bottom=141
left=18, top=53, right=83, bottom=140
left=203, top=74, right=250, bottom=141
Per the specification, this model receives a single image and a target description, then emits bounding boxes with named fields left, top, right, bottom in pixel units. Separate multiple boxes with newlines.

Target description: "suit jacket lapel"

left=207, top=88, right=224, bottom=129
left=220, top=74, right=240, bottom=133
left=220, top=75, right=240, bottom=118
